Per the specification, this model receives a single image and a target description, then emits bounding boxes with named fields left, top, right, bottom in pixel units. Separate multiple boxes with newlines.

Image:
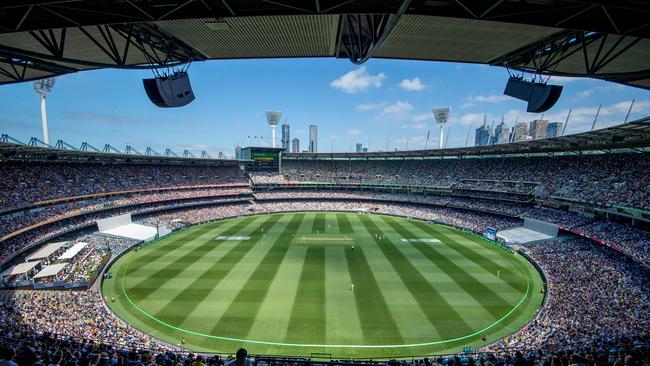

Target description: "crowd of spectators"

left=0, top=289, right=167, bottom=351
left=0, top=162, right=246, bottom=207
left=146, top=200, right=520, bottom=233
left=281, top=153, right=650, bottom=209
left=0, top=187, right=252, bottom=239
left=490, top=238, right=649, bottom=356
left=0, top=196, right=251, bottom=264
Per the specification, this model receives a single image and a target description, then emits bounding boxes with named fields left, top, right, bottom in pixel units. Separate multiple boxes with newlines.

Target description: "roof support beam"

left=336, top=0, right=411, bottom=65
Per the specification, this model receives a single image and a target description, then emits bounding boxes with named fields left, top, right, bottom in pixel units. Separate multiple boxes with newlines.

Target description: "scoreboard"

left=241, top=147, right=283, bottom=172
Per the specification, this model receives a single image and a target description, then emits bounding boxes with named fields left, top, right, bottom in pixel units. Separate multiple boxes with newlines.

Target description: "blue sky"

left=1, top=58, right=648, bottom=156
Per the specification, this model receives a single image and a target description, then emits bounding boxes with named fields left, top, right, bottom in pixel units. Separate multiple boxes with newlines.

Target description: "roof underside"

left=0, top=1, right=649, bottom=88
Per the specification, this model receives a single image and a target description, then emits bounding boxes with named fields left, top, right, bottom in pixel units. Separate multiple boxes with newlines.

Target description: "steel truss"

left=0, top=22, right=204, bottom=83
left=491, top=29, right=650, bottom=88
left=1, top=1, right=650, bottom=86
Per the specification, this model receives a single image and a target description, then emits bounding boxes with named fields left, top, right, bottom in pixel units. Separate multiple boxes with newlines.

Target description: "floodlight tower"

left=33, top=78, right=57, bottom=145
left=265, top=110, right=282, bottom=148
left=432, top=107, right=451, bottom=149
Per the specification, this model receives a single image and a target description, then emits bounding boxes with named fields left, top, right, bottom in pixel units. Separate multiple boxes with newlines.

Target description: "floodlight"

left=266, top=110, right=282, bottom=148
left=432, top=107, right=451, bottom=149
left=33, top=77, right=57, bottom=145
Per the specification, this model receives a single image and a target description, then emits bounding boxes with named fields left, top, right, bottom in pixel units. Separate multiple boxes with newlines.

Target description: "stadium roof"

left=1, top=117, right=648, bottom=163
left=0, top=1, right=649, bottom=88
left=33, top=263, right=68, bottom=279
left=26, top=241, right=66, bottom=262
left=0, top=261, right=39, bottom=278
left=284, top=116, right=650, bottom=159
left=0, top=140, right=245, bottom=165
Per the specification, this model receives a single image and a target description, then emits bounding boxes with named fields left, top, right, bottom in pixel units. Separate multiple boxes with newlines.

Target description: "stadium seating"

left=0, top=155, right=648, bottom=364
left=280, top=153, right=650, bottom=210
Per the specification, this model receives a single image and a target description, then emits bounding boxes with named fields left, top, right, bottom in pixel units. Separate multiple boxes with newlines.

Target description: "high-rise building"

left=492, top=119, right=510, bottom=144
left=355, top=143, right=363, bottom=152
left=291, top=138, right=300, bottom=153
left=545, top=121, right=564, bottom=138
left=281, top=123, right=290, bottom=150
left=362, top=147, right=368, bottom=152
left=309, top=124, right=318, bottom=153
left=529, top=119, right=549, bottom=140
left=217, top=151, right=224, bottom=159
left=512, top=122, right=529, bottom=142
left=474, top=124, right=492, bottom=146
left=235, top=146, right=242, bottom=160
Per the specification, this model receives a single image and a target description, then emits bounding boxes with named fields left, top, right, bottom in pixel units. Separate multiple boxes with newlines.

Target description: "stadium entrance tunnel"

left=102, top=211, right=545, bottom=358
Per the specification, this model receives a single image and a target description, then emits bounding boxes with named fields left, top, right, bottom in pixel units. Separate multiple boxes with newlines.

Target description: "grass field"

left=102, top=212, right=544, bottom=358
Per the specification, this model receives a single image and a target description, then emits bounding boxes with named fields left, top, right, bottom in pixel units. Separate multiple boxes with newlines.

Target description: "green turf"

left=102, top=212, right=544, bottom=358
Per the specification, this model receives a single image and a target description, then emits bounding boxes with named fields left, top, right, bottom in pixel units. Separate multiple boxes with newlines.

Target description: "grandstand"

left=0, top=1, right=649, bottom=365
left=0, top=122, right=647, bottom=361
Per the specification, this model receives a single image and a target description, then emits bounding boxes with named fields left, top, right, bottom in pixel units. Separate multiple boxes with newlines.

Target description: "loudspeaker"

left=143, top=71, right=195, bottom=108
left=504, top=77, right=562, bottom=113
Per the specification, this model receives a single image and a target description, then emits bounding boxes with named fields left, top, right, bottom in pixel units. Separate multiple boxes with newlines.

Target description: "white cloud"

left=411, top=113, right=433, bottom=122
left=547, top=75, right=581, bottom=84
left=330, top=66, right=386, bottom=93
left=573, top=84, right=624, bottom=100
left=380, top=101, right=413, bottom=120
left=399, top=77, right=425, bottom=91
left=462, top=94, right=511, bottom=108
left=347, top=128, right=362, bottom=136
left=355, top=102, right=385, bottom=111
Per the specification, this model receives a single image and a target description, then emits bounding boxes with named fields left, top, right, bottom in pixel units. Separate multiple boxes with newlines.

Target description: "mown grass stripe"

left=360, top=215, right=473, bottom=336
left=312, top=212, right=326, bottom=233
left=285, top=246, right=326, bottom=343
left=344, top=246, right=404, bottom=344
left=126, top=216, right=259, bottom=301
left=385, top=216, right=515, bottom=319
left=409, top=220, right=522, bottom=292
left=336, top=213, right=353, bottom=233
left=208, top=213, right=305, bottom=338
left=152, top=214, right=283, bottom=324
left=325, top=213, right=339, bottom=233
left=130, top=223, right=227, bottom=267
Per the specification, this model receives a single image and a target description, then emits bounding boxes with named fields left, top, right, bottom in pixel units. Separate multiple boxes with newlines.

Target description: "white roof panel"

left=26, top=242, right=67, bottom=262
left=33, top=263, right=68, bottom=279
left=1, top=261, right=40, bottom=277
left=58, top=242, right=89, bottom=261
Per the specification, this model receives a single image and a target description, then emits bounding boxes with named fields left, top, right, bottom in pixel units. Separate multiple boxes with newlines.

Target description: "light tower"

left=33, top=78, right=57, bottom=145
left=432, top=107, right=451, bottom=149
left=265, top=110, right=282, bottom=148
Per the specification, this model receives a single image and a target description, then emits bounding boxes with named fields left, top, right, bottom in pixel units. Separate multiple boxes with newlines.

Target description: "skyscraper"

left=545, top=121, right=564, bottom=138
left=529, top=119, right=549, bottom=140
left=474, top=124, right=492, bottom=146
left=309, top=124, right=318, bottom=153
left=235, top=146, right=242, bottom=160
left=291, top=138, right=300, bottom=153
left=355, top=143, right=363, bottom=152
left=281, top=123, right=290, bottom=150
left=492, top=119, right=510, bottom=144
left=513, top=122, right=529, bottom=142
